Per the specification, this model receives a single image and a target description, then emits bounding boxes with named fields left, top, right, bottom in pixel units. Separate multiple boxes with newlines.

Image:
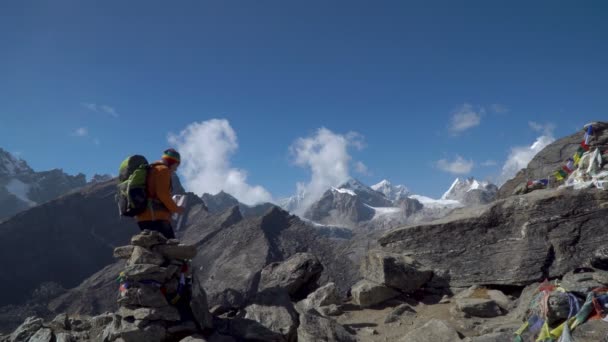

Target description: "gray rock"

left=179, top=336, right=207, bottom=342
left=118, top=306, right=181, bottom=321
left=561, top=271, right=603, bottom=296
left=361, top=249, right=433, bottom=292
left=486, top=290, right=512, bottom=311
left=379, top=187, right=608, bottom=288
left=469, top=332, right=512, bottom=342
left=593, top=270, right=608, bottom=285
left=511, top=283, right=539, bottom=321
left=9, top=316, right=43, bottom=342
left=68, top=317, right=92, bottom=332
left=571, top=319, right=608, bottom=342
left=191, top=274, right=213, bottom=330
left=131, top=230, right=167, bottom=248
left=102, top=317, right=166, bottom=342
left=400, top=319, right=462, bottom=342
left=55, top=332, right=74, bottom=342
left=128, top=246, right=165, bottom=266
left=259, top=253, right=323, bottom=300
left=117, top=284, right=169, bottom=308
left=299, top=282, right=341, bottom=312
left=113, top=246, right=135, bottom=259
left=50, top=313, right=69, bottom=330
left=352, top=279, right=400, bottom=308
left=318, top=304, right=343, bottom=316
left=167, top=321, right=198, bottom=336
left=27, top=328, right=53, bottom=342
left=591, top=246, right=608, bottom=270
left=384, top=303, right=416, bottom=323
left=121, top=264, right=171, bottom=283
left=547, top=293, right=576, bottom=326
left=455, top=298, right=502, bottom=318
left=242, top=288, right=299, bottom=341
left=153, top=244, right=197, bottom=260
left=297, top=309, right=357, bottom=342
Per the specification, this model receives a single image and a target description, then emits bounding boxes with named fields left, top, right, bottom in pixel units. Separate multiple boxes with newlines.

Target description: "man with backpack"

left=134, top=148, right=184, bottom=239
left=117, top=148, right=185, bottom=239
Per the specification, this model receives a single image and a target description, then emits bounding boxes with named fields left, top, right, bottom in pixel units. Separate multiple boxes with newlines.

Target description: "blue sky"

left=0, top=0, right=606, bottom=202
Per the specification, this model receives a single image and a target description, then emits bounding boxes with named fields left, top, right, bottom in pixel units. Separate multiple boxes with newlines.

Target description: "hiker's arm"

left=156, top=169, right=181, bottom=213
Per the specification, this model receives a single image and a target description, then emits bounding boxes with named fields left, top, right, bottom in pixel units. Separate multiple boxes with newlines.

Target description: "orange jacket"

left=136, top=163, right=180, bottom=222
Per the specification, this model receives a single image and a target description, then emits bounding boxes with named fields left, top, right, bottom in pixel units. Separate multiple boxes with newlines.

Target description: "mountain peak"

left=371, top=179, right=410, bottom=201
left=0, top=148, right=32, bottom=176
left=441, top=177, right=498, bottom=205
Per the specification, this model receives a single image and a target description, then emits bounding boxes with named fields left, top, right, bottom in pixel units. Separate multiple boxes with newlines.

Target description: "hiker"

left=135, top=148, right=184, bottom=239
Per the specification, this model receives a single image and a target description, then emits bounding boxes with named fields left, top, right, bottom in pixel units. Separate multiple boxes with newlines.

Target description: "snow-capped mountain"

left=0, top=148, right=87, bottom=220
left=441, top=177, right=498, bottom=206
left=371, top=179, right=410, bottom=201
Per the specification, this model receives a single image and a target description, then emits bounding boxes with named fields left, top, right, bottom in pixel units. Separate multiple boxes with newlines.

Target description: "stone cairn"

left=106, top=230, right=199, bottom=342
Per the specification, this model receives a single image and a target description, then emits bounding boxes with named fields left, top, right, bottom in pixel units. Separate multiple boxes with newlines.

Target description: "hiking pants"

left=137, top=220, right=176, bottom=239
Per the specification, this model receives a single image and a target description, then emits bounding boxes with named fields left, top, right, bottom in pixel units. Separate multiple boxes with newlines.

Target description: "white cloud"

left=354, top=161, right=369, bottom=175
left=167, top=119, right=272, bottom=205
left=449, top=104, right=483, bottom=133
left=436, top=155, right=474, bottom=174
left=72, top=127, right=88, bottom=137
left=290, top=127, right=364, bottom=213
left=82, top=103, right=119, bottom=118
left=490, top=104, right=509, bottom=114
left=481, top=160, right=498, bottom=167
left=498, top=122, right=556, bottom=185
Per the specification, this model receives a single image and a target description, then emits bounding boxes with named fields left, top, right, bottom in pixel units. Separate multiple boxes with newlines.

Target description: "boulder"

left=547, top=293, right=575, bottom=326
left=27, top=328, right=53, bottom=342
left=117, top=306, right=181, bottom=321
left=131, top=230, right=167, bottom=248
left=153, top=244, right=197, bottom=260
left=380, top=188, right=608, bottom=288
left=400, top=319, right=462, bottom=342
left=351, top=279, right=400, bottom=308
left=243, top=289, right=299, bottom=341
left=9, top=316, right=43, bottom=342
left=298, top=282, right=341, bottom=312
left=128, top=246, right=165, bottom=266
left=297, top=309, right=357, bottom=342
left=102, top=316, right=166, bottom=342
left=593, top=270, right=608, bottom=285
left=486, top=290, right=512, bottom=311
left=191, top=274, right=213, bottom=330
left=121, top=264, right=171, bottom=283
left=590, top=246, right=608, bottom=270
left=113, top=246, right=135, bottom=259
left=259, top=253, right=323, bottom=300
left=384, top=303, right=416, bottom=323
left=360, top=249, right=432, bottom=292
left=117, top=284, right=169, bottom=308
left=571, top=319, right=608, bottom=342
left=455, top=298, right=502, bottom=318
left=560, top=271, right=604, bottom=296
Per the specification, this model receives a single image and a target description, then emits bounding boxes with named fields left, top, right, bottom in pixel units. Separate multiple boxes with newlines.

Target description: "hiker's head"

left=162, top=148, right=181, bottom=171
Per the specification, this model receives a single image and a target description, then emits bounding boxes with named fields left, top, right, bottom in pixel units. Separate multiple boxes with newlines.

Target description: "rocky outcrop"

left=360, top=250, right=433, bottom=292
left=259, top=253, right=324, bottom=300
left=498, top=121, right=608, bottom=199
left=379, top=187, right=608, bottom=288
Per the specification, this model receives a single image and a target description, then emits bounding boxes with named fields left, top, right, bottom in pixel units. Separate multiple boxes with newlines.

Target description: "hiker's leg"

left=158, top=221, right=176, bottom=239
left=137, top=221, right=153, bottom=232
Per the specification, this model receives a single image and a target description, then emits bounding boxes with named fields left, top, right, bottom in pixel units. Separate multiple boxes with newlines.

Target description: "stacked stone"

left=104, top=230, right=198, bottom=342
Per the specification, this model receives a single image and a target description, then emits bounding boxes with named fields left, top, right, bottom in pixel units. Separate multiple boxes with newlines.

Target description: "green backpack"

left=116, top=155, right=150, bottom=217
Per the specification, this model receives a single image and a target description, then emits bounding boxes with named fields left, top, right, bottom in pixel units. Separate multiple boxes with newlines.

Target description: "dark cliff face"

left=0, top=180, right=138, bottom=307
left=498, top=121, right=608, bottom=199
